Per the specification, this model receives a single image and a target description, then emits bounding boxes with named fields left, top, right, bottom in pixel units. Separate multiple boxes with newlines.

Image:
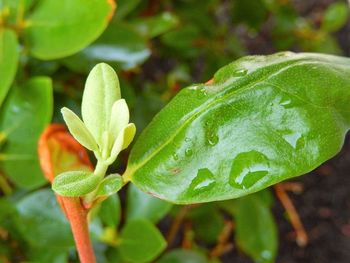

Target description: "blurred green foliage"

left=0, top=0, right=349, bottom=262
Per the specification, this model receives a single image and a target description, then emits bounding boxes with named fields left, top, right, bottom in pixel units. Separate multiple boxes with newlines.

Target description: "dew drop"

left=173, top=153, right=179, bottom=160
left=234, top=68, right=248, bottom=77
left=185, top=137, right=191, bottom=142
left=261, top=250, right=272, bottom=260
left=207, top=133, right=219, bottom=146
left=185, top=148, right=193, bottom=157
left=229, top=151, right=270, bottom=189
left=189, top=168, right=216, bottom=193
left=197, top=88, right=208, bottom=98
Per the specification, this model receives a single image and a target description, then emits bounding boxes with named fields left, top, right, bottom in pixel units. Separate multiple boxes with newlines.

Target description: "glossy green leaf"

left=0, top=28, right=18, bottom=106
left=52, top=171, right=99, bottom=196
left=109, top=99, right=130, bottom=142
left=96, top=174, right=123, bottom=197
left=322, top=2, right=349, bottom=32
left=62, top=22, right=151, bottom=72
left=234, top=192, right=277, bottom=263
left=82, top=63, right=120, bottom=146
left=126, top=52, right=350, bottom=204
left=61, top=107, right=98, bottom=151
left=16, top=189, right=74, bottom=247
left=158, top=249, right=208, bottom=263
left=24, top=0, right=114, bottom=59
left=126, top=184, right=172, bottom=223
left=118, top=219, right=166, bottom=263
left=0, top=77, right=52, bottom=188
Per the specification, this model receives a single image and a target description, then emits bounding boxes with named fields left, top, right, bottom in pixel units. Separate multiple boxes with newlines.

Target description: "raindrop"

left=207, top=133, right=219, bottom=146
left=229, top=151, right=270, bottom=189
left=185, top=137, right=191, bottom=142
left=173, top=153, right=179, bottom=160
left=234, top=69, right=248, bottom=77
left=189, top=168, right=216, bottom=193
left=185, top=148, right=193, bottom=157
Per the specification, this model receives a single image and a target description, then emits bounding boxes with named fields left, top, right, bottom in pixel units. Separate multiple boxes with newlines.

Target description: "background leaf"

left=118, top=219, right=166, bottom=263
left=126, top=184, right=172, bottom=223
left=24, top=0, right=114, bottom=59
left=0, top=28, right=18, bottom=106
left=0, top=77, right=53, bottom=188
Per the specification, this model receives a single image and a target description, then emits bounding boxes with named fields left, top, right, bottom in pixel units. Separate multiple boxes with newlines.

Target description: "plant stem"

left=62, top=197, right=96, bottom=263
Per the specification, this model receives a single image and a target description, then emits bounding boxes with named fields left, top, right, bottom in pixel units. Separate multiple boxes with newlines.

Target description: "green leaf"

left=322, top=2, right=349, bottom=32
left=16, top=189, right=74, bottom=247
left=109, top=99, right=129, bottom=141
left=126, top=52, right=350, bottom=204
left=118, top=219, right=166, bottom=263
left=126, top=184, right=172, bottom=223
left=108, top=123, right=136, bottom=163
left=114, top=0, right=141, bottom=19
left=0, top=28, right=18, bottom=106
left=99, top=194, right=121, bottom=227
left=189, top=204, right=225, bottom=244
left=24, top=0, right=114, bottom=59
left=82, top=63, right=120, bottom=146
left=131, top=12, right=180, bottom=38
left=61, top=107, right=98, bottom=151
left=234, top=192, right=277, bottom=263
left=96, top=174, right=123, bottom=197
left=0, top=77, right=53, bottom=189
left=52, top=171, right=100, bottom=196
left=232, top=0, right=268, bottom=30
left=158, top=249, right=208, bottom=263
left=62, top=22, right=151, bottom=72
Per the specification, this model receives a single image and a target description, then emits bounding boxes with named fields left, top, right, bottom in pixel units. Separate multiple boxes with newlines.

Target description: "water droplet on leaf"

left=189, top=168, right=216, bottom=193
left=185, top=148, right=193, bottom=157
left=229, top=151, right=270, bottom=189
left=173, top=153, right=179, bottom=160
left=234, top=69, right=248, bottom=76
left=207, top=133, right=219, bottom=146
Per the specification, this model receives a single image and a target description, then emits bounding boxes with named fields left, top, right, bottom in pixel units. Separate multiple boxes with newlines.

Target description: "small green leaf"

left=61, top=107, right=98, bottom=151
left=52, top=171, right=100, bottom=197
left=126, top=52, right=350, bottom=204
left=158, top=249, right=208, bottom=263
left=24, top=0, right=114, bottom=59
left=322, top=2, right=349, bottom=32
left=118, top=219, right=166, bottom=263
left=109, top=99, right=129, bottom=141
left=0, top=28, right=18, bottom=106
left=234, top=192, right=277, bottom=263
left=126, top=184, right=172, bottom=223
left=96, top=174, right=123, bottom=197
left=82, top=63, right=120, bottom=146
left=108, top=123, right=136, bottom=163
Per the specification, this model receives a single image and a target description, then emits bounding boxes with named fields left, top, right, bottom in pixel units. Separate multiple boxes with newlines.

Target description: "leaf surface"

left=0, top=77, right=53, bottom=188
left=0, top=29, right=18, bottom=106
left=127, top=52, right=350, bottom=203
left=24, top=0, right=114, bottom=59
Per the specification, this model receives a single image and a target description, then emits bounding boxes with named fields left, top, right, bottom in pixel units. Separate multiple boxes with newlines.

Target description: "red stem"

left=62, top=197, right=96, bottom=263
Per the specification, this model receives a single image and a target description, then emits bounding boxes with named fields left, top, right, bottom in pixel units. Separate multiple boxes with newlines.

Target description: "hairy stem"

left=62, top=197, right=96, bottom=263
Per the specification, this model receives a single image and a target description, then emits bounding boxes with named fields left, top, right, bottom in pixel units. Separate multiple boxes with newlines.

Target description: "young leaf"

left=82, top=63, right=120, bottom=146
left=24, top=0, right=115, bottom=59
left=99, top=194, right=121, bottom=227
left=109, top=99, right=130, bottom=141
left=0, top=77, right=53, bottom=189
left=118, top=219, right=166, bottom=263
left=321, top=2, right=349, bottom=32
left=52, top=171, right=100, bottom=197
left=234, top=193, right=277, bottom=263
left=61, top=107, right=98, bottom=151
left=0, top=28, right=18, bottom=106
left=126, top=184, right=172, bottom=224
left=126, top=52, right=350, bottom=204
left=96, top=174, right=123, bottom=197
left=108, top=123, right=136, bottom=162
